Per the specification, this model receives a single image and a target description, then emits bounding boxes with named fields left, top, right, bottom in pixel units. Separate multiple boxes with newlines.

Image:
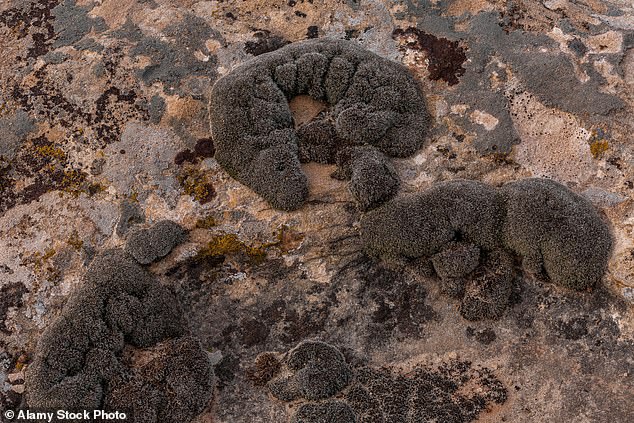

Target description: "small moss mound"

left=125, top=220, right=186, bottom=265
left=268, top=340, right=352, bottom=401
left=334, top=146, right=400, bottom=211
left=210, top=38, right=429, bottom=211
left=500, top=178, right=612, bottom=290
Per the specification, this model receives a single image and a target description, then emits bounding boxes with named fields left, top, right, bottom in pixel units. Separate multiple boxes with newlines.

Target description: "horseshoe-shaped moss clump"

left=25, top=247, right=215, bottom=422
left=210, top=39, right=429, bottom=211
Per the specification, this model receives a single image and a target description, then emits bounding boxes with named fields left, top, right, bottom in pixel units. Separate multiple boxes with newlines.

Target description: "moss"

left=25, top=249, right=215, bottom=417
left=361, top=180, right=504, bottom=259
left=125, top=220, right=186, bottom=265
left=334, top=146, right=400, bottom=211
left=361, top=178, right=613, bottom=317
left=268, top=340, right=352, bottom=401
left=210, top=38, right=429, bottom=211
left=501, top=178, right=612, bottom=290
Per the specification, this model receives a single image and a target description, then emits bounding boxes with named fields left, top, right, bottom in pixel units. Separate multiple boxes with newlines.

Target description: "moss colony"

left=25, top=223, right=214, bottom=422
left=361, top=178, right=612, bottom=320
left=257, top=340, right=507, bottom=422
left=210, top=38, right=429, bottom=211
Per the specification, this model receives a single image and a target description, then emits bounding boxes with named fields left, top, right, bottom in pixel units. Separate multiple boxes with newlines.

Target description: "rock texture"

left=0, top=1, right=633, bottom=422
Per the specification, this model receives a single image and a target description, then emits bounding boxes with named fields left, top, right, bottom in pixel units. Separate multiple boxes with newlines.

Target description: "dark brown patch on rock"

left=393, top=27, right=467, bottom=86
left=245, top=30, right=290, bottom=56
left=0, top=283, right=28, bottom=333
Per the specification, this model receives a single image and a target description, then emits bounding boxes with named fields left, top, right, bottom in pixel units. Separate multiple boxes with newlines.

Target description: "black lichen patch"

left=245, top=30, right=291, bottom=56
left=368, top=268, right=435, bottom=337
left=0, top=282, right=28, bottom=333
left=174, top=138, right=215, bottom=165
left=292, top=401, right=356, bottom=423
left=258, top=341, right=507, bottom=423
left=0, top=0, right=60, bottom=60
left=553, top=316, right=589, bottom=341
left=332, top=256, right=437, bottom=340
left=0, top=134, right=108, bottom=213
left=466, top=326, right=497, bottom=345
left=12, top=66, right=148, bottom=147
left=306, top=25, right=319, bottom=39
left=393, top=27, right=467, bottom=86
left=210, top=38, right=429, bottom=211
left=361, top=178, right=612, bottom=319
left=349, top=360, right=507, bottom=422
left=25, top=249, right=214, bottom=421
left=125, top=220, right=186, bottom=265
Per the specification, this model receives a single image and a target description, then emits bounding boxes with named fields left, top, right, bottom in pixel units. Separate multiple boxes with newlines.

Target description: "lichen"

left=178, top=167, right=215, bottom=204
left=590, top=139, right=609, bottom=158
left=196, top=233, right=267, bottom=264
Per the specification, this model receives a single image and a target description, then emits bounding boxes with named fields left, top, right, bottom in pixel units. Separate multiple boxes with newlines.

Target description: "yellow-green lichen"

left=178, top=168, right=215, bottom=204
left=196, top=233, right=267, bottom=263
left=66, top=231, right=83, bottom=251
left=195, top=215, right=217, bottom=229
left=590, top=139, right=609, bottom=158
left=36, top=145, right=66, bottom=161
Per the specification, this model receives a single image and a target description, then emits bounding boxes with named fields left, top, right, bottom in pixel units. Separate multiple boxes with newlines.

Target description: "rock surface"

left=0, top=1, right=633, bottom=422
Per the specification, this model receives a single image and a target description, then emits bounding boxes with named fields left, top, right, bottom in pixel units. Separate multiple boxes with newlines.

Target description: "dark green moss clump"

left=361, top=180, right=503, bottom=259
left=25, top=249, right=214, bottom=421
left=125, top=220, right=186, bottom=265
left=257, top=340, right=507, bottom=422
left=500, top=178, right=612, bottom=291
left=210, top=38, right=429, bottom=211
left=106, top=336, right=215, bottom=422
left=268, top=340, right=352, bottom=401
left=334, top=146, right=400, bottom=211
left=361, top=178, right=612, bottom=319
